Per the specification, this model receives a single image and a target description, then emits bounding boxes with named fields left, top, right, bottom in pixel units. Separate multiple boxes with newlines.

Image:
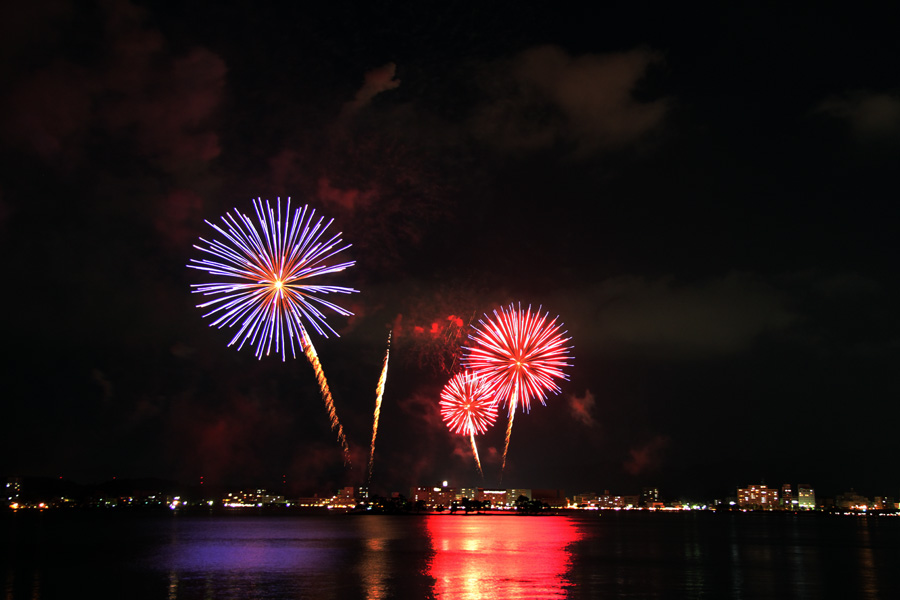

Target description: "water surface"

left=3, top=511, right=898, bottom=599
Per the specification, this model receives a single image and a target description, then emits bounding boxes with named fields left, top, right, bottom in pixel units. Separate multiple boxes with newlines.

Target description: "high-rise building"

left=640, top=487, right=659, bottom=508
left=797, top=484, right=816, bottom=510
left=781, top=484, right=797, bottom=509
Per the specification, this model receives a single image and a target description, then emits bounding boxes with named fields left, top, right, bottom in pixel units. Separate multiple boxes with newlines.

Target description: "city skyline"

left=5, top=471, right=897, bottom=511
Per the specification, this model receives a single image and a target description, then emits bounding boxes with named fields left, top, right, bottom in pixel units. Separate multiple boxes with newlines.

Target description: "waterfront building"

left=781, top=484, right=798, bottom=509
left=329, top=487, right=360, bottom=508
left=532, top=489, right=567, bottom=508
left=506, top=489, right=531, bottom=504
left=597, top=490, right=625, bottom=509
left=798, top=484, right=816, bottom=510
left=573, top=492, right=599, bottom=508
left=410, top=484, right=458, bottom=509
left=475, top=488, right=507, bottom=507
left=737, top=484, right=779, bottom=509
left=223, top=489, right=285, bottom=507
left=641, top=487, right=659, bottom=507
left=294, top=495, right=330, bottom=508
left=622, top=495, right=640, bottom=508
left=459, top=488, right=477, bottom=501
left=835, top=489, right=869, bottom=511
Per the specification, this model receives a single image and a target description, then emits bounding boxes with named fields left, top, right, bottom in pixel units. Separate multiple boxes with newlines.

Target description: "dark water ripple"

left=3, top=511, right=899, bottom=599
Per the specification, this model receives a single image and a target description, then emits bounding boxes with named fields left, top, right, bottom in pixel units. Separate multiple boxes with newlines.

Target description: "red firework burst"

left=462, top=303, right=573, bottom=416
left=440, top=371, right=498, bottom=436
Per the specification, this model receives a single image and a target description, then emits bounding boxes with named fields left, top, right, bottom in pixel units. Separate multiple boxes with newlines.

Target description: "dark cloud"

left=316, top=177, right=378, bottom=213
left=338, top=63, right=401, bottom=124
left=91, top=369, right=115, bottom=403
left=1, top=60, right=93, bottom=161
left=100, top=45, right=225, bottom=170
left=258, top=127, right=458, bottom=273
left=0, top=1, right=71, bottom=68
left=559, top=272, right=796, bottom=358
left=377, top=389, right=448, bottom=486
left=155, top=189, right=206, bottom=249
left=816, top=91, right=900, bottom=140
left=470, top=45, right=666, bottom=155
left=623, top=435, right=670, bottom=476
left=1, top=0, right=225, bottom=172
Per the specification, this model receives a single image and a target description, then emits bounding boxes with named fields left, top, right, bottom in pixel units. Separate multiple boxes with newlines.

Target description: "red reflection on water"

left=425, top=515, right=583, bottom=599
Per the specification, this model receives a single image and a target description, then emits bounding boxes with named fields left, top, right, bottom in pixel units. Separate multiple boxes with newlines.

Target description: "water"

left=3, top=511, right=899, bottom=599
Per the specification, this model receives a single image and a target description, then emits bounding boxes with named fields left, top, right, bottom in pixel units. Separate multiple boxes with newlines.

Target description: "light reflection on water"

left=3, top=512, right=900, bottom=599
left=425, top=515, right=582, bottom=599
left=856, top=523, right=879, bottom=600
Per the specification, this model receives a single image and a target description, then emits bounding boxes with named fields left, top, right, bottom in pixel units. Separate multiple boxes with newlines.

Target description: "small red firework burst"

left=440, top=371, right=498, bottom=436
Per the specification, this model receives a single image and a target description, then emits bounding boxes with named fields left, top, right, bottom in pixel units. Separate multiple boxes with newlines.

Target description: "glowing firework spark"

left=462, top=303, right=572, bottom=477
left=440, top=370, right=498, bottom=479
left=368, top=330, right=391, bottom=486
left=188, top=197, right=358, bottom=359
left=189, top=197, right=357, bottom=464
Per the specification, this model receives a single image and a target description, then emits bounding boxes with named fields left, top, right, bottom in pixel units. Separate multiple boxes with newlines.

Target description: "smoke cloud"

left=568, top=389, right=597, bottom=427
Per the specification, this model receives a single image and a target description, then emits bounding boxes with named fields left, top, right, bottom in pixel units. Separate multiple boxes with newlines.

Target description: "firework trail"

left=302, top=330, right=352, bottom=465
left=440, top=370, right=498, bottom=480
left=189, top=197, right=358, bottom=463
left=368, top=330, right=392, bottom=485
left=468, top=431, right=483, bottom=480
left=462, top=303, right=573, bottom=477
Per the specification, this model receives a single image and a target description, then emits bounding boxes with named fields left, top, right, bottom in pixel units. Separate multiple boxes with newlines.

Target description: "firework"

left=368, top=330, right=391, bottom=486
left=462, top=303, right=572, bottom=476
left=188, top=197, right=358, bottom=359
left=189, top=197, right=357, bottom=464
left=440, top=370, right=498, bottom=479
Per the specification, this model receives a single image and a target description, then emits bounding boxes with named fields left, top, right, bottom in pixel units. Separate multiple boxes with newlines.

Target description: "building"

left=737, top=484, right=779, bottom=510
left=640, top=487, right=659, bottom=508
left=797, top=484, right=816, bottom=510
left=573, top=492, right=599, bottom=508
left=532, top=489, right=567, bottom=508
left=410, top=484, right=457, bottom=509
left=475, top=489, right=507, bottom=507
left=223, top=489, right=285, bottom=507
left=597, top=490, right=625, bottom=509
left=835, top=489, right=869, bottom=511
left=459, top=488, right=478, bottom=502
left=6, top=477, right=22, bottom=505
left=781, top=484, right=797, bottom=510
left=329, top=486, right=362, bottom=508
left=506, top=489, right=531, bottom=505
left=294, top=495, right=330, bottom=508
left=622, top=495, right=640, bottom=508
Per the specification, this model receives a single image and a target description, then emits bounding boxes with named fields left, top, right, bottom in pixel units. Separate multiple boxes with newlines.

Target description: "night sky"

left=2, top=1, right=898, bottom=500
